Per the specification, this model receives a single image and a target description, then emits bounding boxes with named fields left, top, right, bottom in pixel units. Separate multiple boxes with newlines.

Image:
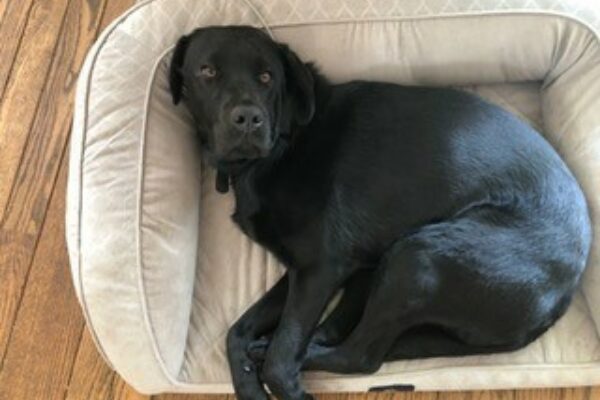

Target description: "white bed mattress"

left=67, top=0, right=600, bottom=394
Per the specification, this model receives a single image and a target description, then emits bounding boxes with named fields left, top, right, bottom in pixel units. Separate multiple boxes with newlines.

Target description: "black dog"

left=169, top=26, right=591, bottom=400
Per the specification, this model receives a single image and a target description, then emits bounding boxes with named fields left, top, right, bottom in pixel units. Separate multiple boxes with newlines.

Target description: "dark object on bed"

left=169, top=26, right=591, bottom=400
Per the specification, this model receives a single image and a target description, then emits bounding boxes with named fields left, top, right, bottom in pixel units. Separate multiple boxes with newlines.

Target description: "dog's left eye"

left=259, top=71, right=272, bottom=84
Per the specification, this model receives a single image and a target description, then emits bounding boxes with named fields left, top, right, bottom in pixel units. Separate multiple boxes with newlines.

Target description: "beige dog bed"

left=66, top=0, right=600, bottom=395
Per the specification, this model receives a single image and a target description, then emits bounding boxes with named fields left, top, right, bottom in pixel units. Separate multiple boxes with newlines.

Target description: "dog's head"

left=170, top=26, right=315, bottom=169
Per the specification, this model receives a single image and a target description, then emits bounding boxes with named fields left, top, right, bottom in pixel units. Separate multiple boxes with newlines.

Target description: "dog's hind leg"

left=383, top=293, right=573, bottom=361
left=303, top=207, right=563, bottom=374
left=302, top=239, right=439, bottom=374
left=311, top=268, right=373, bottom=346
left=382, top=325, right=524, bottom=361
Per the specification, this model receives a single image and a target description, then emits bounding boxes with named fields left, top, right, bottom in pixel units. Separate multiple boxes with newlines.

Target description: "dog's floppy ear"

left=279, top=44, right=315, bottom=125
left=169, top=35, right=190, bottom=105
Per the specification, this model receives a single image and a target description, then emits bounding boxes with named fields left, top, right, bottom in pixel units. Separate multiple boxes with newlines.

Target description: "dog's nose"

left=230, top=105, right=264, bottom=133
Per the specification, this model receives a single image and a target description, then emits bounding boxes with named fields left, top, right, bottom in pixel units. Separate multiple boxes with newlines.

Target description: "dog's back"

left=287, top=81, right=590, bottom=267
left=254, top=80, right=592, bottom=362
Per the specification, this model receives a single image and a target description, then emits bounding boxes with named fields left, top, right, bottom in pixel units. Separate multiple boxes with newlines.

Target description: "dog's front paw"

left=227, top=330, right=270, bottom=400
left=261, top=361, right=311, bottom=400
left=246, top=336, right=270, bottom=362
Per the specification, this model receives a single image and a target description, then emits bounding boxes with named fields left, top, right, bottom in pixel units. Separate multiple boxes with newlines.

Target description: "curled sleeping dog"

left=169, top=26, right=592, bottom=400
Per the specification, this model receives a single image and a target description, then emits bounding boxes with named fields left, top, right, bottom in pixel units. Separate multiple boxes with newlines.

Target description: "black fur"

left=170, top=26, right=592, bottom=400
left=170, top=35, right=190, bottom=105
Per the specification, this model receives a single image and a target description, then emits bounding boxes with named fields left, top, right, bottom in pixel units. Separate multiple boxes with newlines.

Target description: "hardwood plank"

left=0, top=149, right=85, bottom=399
left=66, top=326, right=149, bottom=400
left=436, top=394, right=466, bottom=400
left=1, top=0, right=109, bottom=233
left=514, top=388, right=569, bottom=400
left=0, top=2, right=6, bottom=21
left=112, top=376, right=151, bottom=400
left=155, top=395, right=236, bottom=400
left=0, top=0, right=109, bottom=368
left=472, top=391, right=515, bottom=400
left=514, top=389, right=561, bottom=400
left=588, top=387, right=600, bottom=399
left=443, top=391, right=514, bottom=400
left=101, top=0, right=136, bottom=29
left=0, top=0, right=35, bottom=100
left=0, top=0, right=70, bottom=219
left=65, top=329, right=116, bottom=400
left=155, top=395, right=235, bottom=400
left=559, top=387, right=593, bottom=400
left=315, top=393, right=439, bottom=400
left=0, top=1, right=6, bottom=21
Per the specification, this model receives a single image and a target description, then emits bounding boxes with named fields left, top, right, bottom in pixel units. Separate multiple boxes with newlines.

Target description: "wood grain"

left=0, top=0, right=109, bottom=370
left=65, top=327, right=150, bottom=400
left=112, top=375, right=151, bottom=400
left=155, top=395, right=237, bottom=400
left=0, top=0, right=70, bottom=369
left=0, top=0, right=70, bottom=219
left=0, top=0, right=35, bottom=100
left=560, top=388, right=593, bottom=400
left=101, top=0, right=136, bottom=26
left=317, top=393, right=439, bottom=400
left=0, top=150, right=85, bottom=399
left=65, top=329, right=117, bottom=400
left=0, top=1, right=6, bottom=21
left=514, top=389, right=564, bottom=400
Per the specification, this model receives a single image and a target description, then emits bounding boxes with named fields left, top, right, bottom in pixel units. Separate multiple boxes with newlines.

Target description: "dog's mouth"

left=212, top=157, right=258, bottom=194
left=217, top=157, right=253, bottom=171
left=203, top=143, right=268, bottom=168
left=218, top=142, right=273, bottom=167
left=201, top=130, right=276, bottom=194
left=211, top=153, right=265, bottom=195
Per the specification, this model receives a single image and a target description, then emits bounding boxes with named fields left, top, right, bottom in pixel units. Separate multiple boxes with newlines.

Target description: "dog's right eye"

left=198, top=65, right=217, bottom=78
left=259, top=71, right=272, bottom=84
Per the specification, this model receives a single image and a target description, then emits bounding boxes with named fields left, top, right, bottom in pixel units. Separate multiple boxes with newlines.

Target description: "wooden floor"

left=0, top=0, right=598, bottom=399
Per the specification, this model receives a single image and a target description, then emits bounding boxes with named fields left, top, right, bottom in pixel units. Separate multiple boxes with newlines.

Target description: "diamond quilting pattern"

left=133, top=0, right=599, bottom=30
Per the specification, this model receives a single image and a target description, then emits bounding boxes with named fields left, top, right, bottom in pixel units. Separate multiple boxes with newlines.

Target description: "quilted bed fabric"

left=136, top=0, right=600, bottom=29
left=68, top=0, right=600, bottom=394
